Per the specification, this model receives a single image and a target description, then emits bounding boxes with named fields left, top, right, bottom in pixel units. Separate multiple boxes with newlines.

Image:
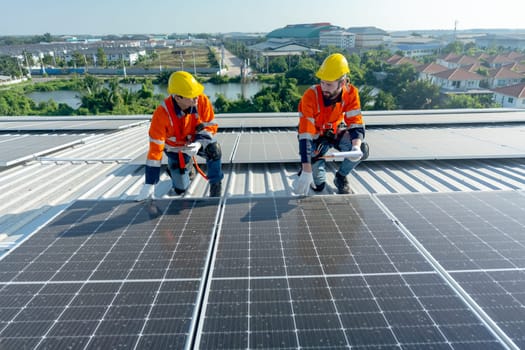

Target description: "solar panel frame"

left=378, top=190, right=525, bottom=349
left=2, top=189, right=524, bottom=349
left=0, top=198, right=220, bottom=350
left=233, top=132, right=299, bottom=163
left=194, top=195, right=509, bottom=349
left=0, top=134, right=88, bottom=167
left=0, top=118, right=148, bottom=132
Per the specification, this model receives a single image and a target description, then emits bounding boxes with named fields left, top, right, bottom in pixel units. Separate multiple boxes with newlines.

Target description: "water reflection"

left=28, top=90, right=81, bottom=108
left=28, top=82, right=265, bottom=108
left=148, top=82, right=265, bottom=102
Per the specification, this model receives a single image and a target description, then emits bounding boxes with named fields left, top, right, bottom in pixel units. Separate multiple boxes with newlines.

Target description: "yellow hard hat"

left=316, top=53, right=350, bottom=81
left=167, top=71, right=204, bottom=98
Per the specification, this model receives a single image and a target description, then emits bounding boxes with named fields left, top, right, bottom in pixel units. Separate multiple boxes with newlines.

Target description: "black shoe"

left=173, top=187, right=186, bottom=195
left=334, top=172, right=351, bottom=194
left=311, top=182, right=325, bottom=192
left=209, top=181, right=222, bottom=197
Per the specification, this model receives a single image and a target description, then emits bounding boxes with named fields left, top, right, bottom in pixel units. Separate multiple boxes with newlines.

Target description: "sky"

left=2, top=0, right=524, bottom=36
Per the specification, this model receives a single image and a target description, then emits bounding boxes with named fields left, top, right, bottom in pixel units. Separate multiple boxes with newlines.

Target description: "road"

left=215, top=46, right=251, bottom=78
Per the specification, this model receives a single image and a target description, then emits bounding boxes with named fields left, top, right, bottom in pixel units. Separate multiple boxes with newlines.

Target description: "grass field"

left=156, top=46, right=215, bottom=70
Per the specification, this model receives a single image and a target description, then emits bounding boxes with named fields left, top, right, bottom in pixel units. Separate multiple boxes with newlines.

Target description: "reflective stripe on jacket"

left=298, top=83, right=364, bottom=141
left=144, top=94, right=217, bottom=184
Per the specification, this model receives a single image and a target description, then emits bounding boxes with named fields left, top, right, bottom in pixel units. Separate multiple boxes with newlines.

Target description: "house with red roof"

left=431, top=68, right=485, bottom=91
left=492, top=83, right=525, bottom=108
left=486, top=67, right=524, bottom=89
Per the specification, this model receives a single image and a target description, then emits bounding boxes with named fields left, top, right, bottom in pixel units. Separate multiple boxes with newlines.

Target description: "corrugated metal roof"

left=1, top=110, right=525, bottom=254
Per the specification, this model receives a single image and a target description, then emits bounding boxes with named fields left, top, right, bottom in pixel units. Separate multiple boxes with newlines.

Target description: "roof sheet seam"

left=371, top=194, right=521, bottom=350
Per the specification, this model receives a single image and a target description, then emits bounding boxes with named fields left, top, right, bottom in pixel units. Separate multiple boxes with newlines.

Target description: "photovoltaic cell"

left=0, top=134, right=85, bottom=167
left=1, top=191, right=523, bottom=349
left=379, top=190, right=525, bottom=348
left=0, top=199, right=219, bottom=349
left=195, top=196, right=505, bottom=348
left=130, top=132, right=238, bottom=165
left=233, top=132, right=299, bottom=163
left=0, top=118, right=148, bottom=132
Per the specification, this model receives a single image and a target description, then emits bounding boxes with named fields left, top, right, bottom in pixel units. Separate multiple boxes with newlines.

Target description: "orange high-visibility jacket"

left=298, top=83, right=364, bottom=141
left=144, top=95, right=217, bottom=184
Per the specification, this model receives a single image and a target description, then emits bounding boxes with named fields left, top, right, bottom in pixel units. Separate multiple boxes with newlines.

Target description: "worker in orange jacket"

left=295, top=53, right=368, bottom=195
left=136, top=71, right=224, bottom=200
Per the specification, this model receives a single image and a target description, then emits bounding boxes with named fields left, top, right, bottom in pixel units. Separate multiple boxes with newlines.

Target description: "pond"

left=28, top=81, right=266, bottom=109
left=28, top=90, right=82, bottom=108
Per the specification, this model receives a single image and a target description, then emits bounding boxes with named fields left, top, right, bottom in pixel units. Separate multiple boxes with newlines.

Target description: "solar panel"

left=0, top=199, right=219, bottom=349
left=222, top=125, right=525, bottom=164
left=0, top=135, right=86, bottom=167
left=379, top=191, right=525, bottom=349
left=213, top=110, right=525, bottom=128
left=215, top=115, right=297, bottom=129
left=365, top=125, right=525, bottom=161
left=194, top=196, right=508, bottom=348
left=234, top=132, right=299, bottom=163
left=129, top=132, right=239, bottom=165
left=0, top=118, right=148, bottom=131
left=130, top=123, right=525, bottom=168
left=2, top=192, right=523, bottom=349
left=244, top=126, right=525, bottom=162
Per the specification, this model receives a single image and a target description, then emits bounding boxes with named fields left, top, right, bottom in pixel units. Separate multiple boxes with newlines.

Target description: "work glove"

left=183, top=142, right=201, bottom=157
left=348, top=145, right=363, bottom=161
left=135, top=184, right=154, bottom=201
left=294, top=171, right=313, bottom=196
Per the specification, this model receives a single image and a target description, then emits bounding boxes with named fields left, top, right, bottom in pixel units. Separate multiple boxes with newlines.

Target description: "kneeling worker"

left=295, top=53, right=367, bottom=195
left=136, top=71, right=224, bottom=200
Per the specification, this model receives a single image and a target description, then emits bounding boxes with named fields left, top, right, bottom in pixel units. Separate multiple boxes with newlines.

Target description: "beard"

left=322, top=90, right=338, bottom=99
left=322, top=89, right=342, bottom=106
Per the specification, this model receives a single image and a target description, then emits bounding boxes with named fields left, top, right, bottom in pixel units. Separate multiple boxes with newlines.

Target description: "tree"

left=96, top=48, right=107, bottom=67
left=352, top=85, right=370, bottom=111
left=443, top=41, right=464, bottom=55
left=0, top=55, right=22, bottom=77
left=268, top=56, right=288, bottom=73
left=82, top=75, right=103, bottom=95
left=42, top=54, right=54, bottom=66
left=108, top=78, right=124, bottom=109
left=250, top=75, right=302, bottom=112
left=372, top=91, right=397, bottom=110
left=397, top=80, right=441, bottom=109
left=285, top=57, right=318, bottom=85
left=380, top=64, right=419, bottom=94
left=71, top=51, right=85, bottom=68
left=137, top=78, right=154, bottom=99
left=213, top=94, right=231, bottom=113
left=441, top=93, right=498, bottom=109
left=41, top=33, right=53, bottom=43
left=0, top=90, right=34, bottom=116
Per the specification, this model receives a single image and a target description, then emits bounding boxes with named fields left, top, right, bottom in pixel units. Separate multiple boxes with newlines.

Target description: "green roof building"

left=267, top=23, right=343, bottom=46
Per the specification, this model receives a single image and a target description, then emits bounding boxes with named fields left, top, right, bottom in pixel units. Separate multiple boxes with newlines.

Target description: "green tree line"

left=0, top=76, right=164, bottom=116
left=1, top=43, right=504, bottom=116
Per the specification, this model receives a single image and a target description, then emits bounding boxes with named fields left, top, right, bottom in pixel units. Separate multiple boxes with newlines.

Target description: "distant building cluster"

left=234, top=23, right=525, bottom=109
left=387, top=51, right=525, bottom=108
left=0, top=36, right=205, bottom=70
left=1, top=23, right=525, bottom=108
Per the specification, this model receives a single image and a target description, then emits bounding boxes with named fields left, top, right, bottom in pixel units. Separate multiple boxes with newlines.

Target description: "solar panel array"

left=379, top=191, right=525, bottom=348
left=0, top=135, right=86, bottom=167
left=1, top=191, right=524, bottom=349
left=214, top=110, right=525, bottom=128
left=133, top=125, right=525, bottom=166
left=0, top=118, right=148, bottom=132
left=0, top=199, right=219, bottom=349
left=10, top=114, right=520, bottom=169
